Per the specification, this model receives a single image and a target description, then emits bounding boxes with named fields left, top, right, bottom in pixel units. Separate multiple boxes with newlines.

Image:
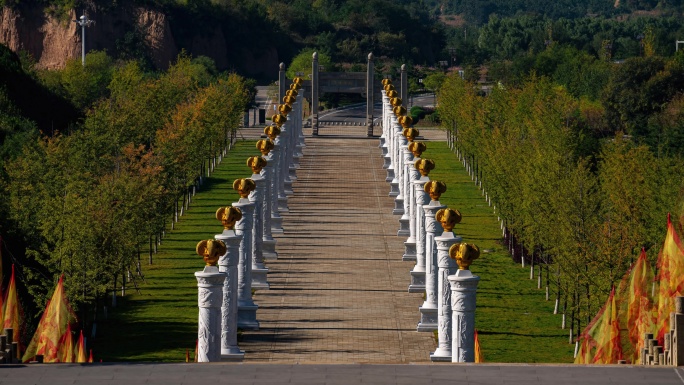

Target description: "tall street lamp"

left=74, top=13, right=95, bottom=66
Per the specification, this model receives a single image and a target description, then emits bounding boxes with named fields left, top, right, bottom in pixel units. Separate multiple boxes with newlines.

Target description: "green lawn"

left=96, top=140, right=255, bottom=362
left=96, top=136, right=573, bottom=363
left=425, top=139, right=574, bottom=363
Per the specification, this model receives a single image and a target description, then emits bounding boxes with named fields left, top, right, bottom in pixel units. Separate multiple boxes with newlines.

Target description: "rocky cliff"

left=0, top=3, right=280, bottom=79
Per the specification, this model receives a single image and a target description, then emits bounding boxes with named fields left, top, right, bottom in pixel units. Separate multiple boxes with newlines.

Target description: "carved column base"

left=278, top=197, right=289, bottom=213
left=430, top=349, right=452, bottom=362
left=196, top=266, right=226, bottom=362
left=389, top=181, right=400, bottom=198
left=403, top=241, right=416, bottom=261
left=417, top=306, right=438, bottom=332
left=409, top=268, right=426, bottom=293
left=379, top=137, right=386, bottom=149
left=271, top=216, right=284, bottom=234
left=385, top=166, right=394, bottom=181
left=397, top=216, right=410, bottom=236
left=284, top=182, right=294, bottom=196
left=237, top=303, right=260, bottom=330
left=251, top=267, right=270, bottom=290
left=222, top=349, right=245, bottom=361
left=262, top=239, right=278, bottom=260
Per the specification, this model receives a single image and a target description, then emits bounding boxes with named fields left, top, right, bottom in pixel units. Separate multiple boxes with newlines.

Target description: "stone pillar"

left=409, top=176, right=430, bottom=293
left=449, top=243, right=481, bottom=363
left=281, top=121, right=294, bottom=198
left=430, top=209, right=463, bottom=361
left=367, top=52, right=374, bottom=137
left=249, top=173, right=269, bottom=289
left=276, top=131, right=290, bottom=213
left=278, top=63, right=286, bottom=103
left=671, top=296, right=684, bottom=365
left=312, top=52, right=319, bottom=136
left=389, top=119, right=402, bottom=198
left=233, top=196, right=259, bottom=330
left=195, top=266, right=225, bottom=362
left=403, top=146, right=423, bottom=262
left=268, top=135, right=284, bottom=234
left=393, top=127, right=407, bottom=215
left=418, top=200, right=445, bottom=332
left=215, top=230, right=244, bottom=360
left=397, top=139, right=412, bottom=236
left=450, top=269, right=481, bottom=363
left=260, top=153, right=278, bottom=259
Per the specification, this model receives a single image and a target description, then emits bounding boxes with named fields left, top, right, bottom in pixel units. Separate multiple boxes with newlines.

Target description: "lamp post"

left=73, top=13, right=95, bottom=66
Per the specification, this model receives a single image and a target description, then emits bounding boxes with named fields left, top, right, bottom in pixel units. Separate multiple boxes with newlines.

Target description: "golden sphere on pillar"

left=449, top=243, right=480, bottom=270
left=272, top=113, right=287, bottom=127
left=402, top=127, right=419, bottom=141
left=215, top=206, right=243, bottom=231
left=233, top=178, right=256, bottom=198
left=398, top=115, right=413, bottom=128
left=424, top=180, right=447, bottom=201
left=256, top=139, right=274, bottom=155
left=408, top=141, right=427, bottom=157
left=278, top=104, right=292, bottom=116
left=435, top=208, right=462, bottom=232
left=382, top=78, right=392, bottom=86
left=283, top=95, right=296, bottom=106
left=246, top=156, right=267, bottom=174
left=264, top=125, right=281, bottom=140
left=196, top=239, right=227, bottom=267
left=415, top=158, right=435, bottom=176
left=390, top=97, right=402, bottom=107
left=286, top=89, right=298, bottom=98
left=387, top=90, right=398, bottom=99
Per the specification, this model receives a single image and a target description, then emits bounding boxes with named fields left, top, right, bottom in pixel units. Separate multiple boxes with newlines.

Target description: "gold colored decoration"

left=424, top=180, right=447, bottom=201
left=256, top=139, right=274, bottom=155
left=384, top=84, right=395, bottom=93
left=382, top=78, right=392, bottom=86
left=436, top=208, right=462, bottom=232
left=409, top=141, right=427, bottom=157
left=196, top=239, right=227, bottom=267
left=390, top=97, right=402, bottom=107
left=387, top=90, right=398, bottom=99
left=393, top=106, right=407, bottom=116
left=272, top=114, right=287, bottom=127
left=398, top=115, right=413, bottom=128
left=247, top=156, right=267, bottom=174
left=215, top=206, right=242, bottom=231
left=278, top=104, right=292, bottom=116
left=233, top=178, right=256, bottom=198
left=415, top=158, right=435, bottom=176
left=402, top=127, right=419, bottom=142
left=264, top=126, right=281, bottom=140
left=449, top=243, right=480, bottom=270
left=283, top=95, right=296, bottom=105
left=293, top=77, right=304, bottom=86
left=286, top=89, right=298, bottom=98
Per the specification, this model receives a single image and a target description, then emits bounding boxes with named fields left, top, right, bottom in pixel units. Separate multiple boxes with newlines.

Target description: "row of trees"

left=0, top=50, right=253, bottom=336
left=439, top=69, right=684, bottom=342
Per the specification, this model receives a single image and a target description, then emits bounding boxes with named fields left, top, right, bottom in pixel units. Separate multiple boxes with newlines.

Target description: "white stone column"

left=385, top=107, right=395, bottom=183
left=233, top=198, right=259, bottom=330
left=397, top=142, right=412, bottom=236
left=195, top=266, right=226, bottom=362
left=403, top=156, right=420, bottom=262
left=409, top=176, right=429, bottom=292
left=277, top=128, right=291, bottom=211
left=379, top=91, right=388, bottom=150
left=215, top=231, right=244, bottom=360
left=393, top=129, right=407, bottom=215
left=249, top=174, right=269, bottom=290
left=389, top=119, right=401, bottom=198
left=418, top=201, right=445, bottom=332
left=261, top=156, right=278, bottom=259
left=450, top=270, right=480, bottom=362
left=430, top=232, right=461, bottom=361
left=269, top=139, right=284, bottom=234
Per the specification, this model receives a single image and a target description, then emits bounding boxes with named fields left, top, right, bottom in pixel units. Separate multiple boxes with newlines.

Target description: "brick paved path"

left=239, top=127, right=436, bottom=363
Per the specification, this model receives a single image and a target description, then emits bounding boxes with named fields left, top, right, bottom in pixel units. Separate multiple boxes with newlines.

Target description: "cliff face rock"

left=0, top=4, right=279, bottom=78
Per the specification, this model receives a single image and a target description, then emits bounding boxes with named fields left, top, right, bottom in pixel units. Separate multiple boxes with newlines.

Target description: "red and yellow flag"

left=57, top=324, right=75, bottom=363
left=655, top=213, right=684, bottom=344
left=3, top=264, right=22, bottom=358
left=625, top=249, right=655, bottom=362
left=474, top=329, right=484, bottom=363
left=575, top=287, right=623, bottom=364
left=88, top=349, right=93, bottom=363
left=76, top=330, right=87, bottom=363
left=22, top=275, right=76, bottom=363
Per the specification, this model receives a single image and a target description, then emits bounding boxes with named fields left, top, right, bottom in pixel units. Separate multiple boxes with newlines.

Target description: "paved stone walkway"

left=238, top=126, right=437, bottom=363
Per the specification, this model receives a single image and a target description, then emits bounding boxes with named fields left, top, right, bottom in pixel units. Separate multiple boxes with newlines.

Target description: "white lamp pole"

left=74, top=13, right=95, bottom=66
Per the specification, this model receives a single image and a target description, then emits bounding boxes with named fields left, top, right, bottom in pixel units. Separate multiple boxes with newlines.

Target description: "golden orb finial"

left=424, top=180, right=447, bottom=201
left=247, top=156, right=267, bottom=174
left=293, top=77, right=304, bottom=85
left=386, top=90, right=398, bottom=99
left=398, top=115, right=413, bottom=128
left=393, top=106, right=407, bottom=116
left=272, top=114, right=287, bottom=127
left=278, top=104, right=292, bottom=116
left=286, top=89, right=299, bottom=98
left=403, top=127, right=419, bottom=141
left=436, top=208, right=462, bottom=232
left=283, top=95, right=296, bottom=106
left=264, top=125, right=281, bottom=140
left=196, top=239, right=227, bottom=267
left=215, top=206, right=242, bottom=231
left=415, top=158, right=435, bottom=176
left=233, top=178, right=256, bottom=198
left=384, top=84, right=395, bottom=93
left=256, top=139, right=274, bottom=156
left=449, top=243, right=480, bottom=270
left=409, top=141, right=426, bottom=157
left=382, top=78, right=392, bottom=86
left=390, top=97, right=403, bottom=107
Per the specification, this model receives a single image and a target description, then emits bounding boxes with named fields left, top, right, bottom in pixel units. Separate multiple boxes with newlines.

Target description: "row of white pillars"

left=379, top=83, right=480, bottom=363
